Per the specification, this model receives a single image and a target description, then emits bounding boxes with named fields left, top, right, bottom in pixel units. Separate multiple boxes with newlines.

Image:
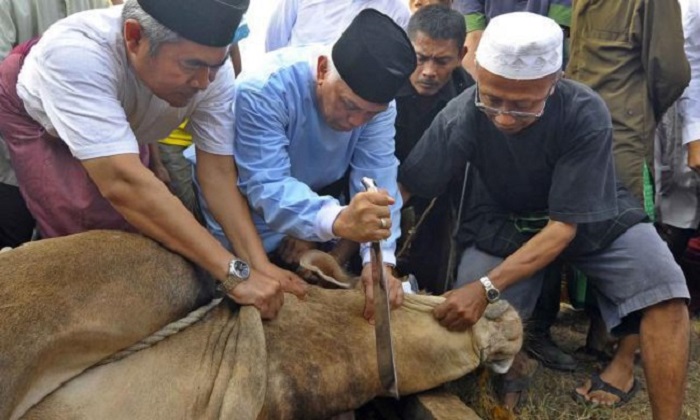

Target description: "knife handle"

left=361, top=177, right=378, bottom=193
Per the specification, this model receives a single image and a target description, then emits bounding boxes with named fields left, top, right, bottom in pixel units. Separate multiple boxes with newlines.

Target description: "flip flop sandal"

left=572, top=372, right=640, bottom=408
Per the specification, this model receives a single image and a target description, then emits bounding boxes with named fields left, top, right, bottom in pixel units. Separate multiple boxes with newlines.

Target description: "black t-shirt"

left=394, top=67, right=475, bottom=163
left=399, top=79, right=647, bottom=256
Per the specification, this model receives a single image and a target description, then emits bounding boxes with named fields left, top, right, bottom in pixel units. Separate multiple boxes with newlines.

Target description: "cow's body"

left=0, top=231, right=522, bottom=419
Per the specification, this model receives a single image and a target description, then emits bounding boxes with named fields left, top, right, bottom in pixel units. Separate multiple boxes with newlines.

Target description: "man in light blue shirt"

left=199, top=9, right=416, bottom=320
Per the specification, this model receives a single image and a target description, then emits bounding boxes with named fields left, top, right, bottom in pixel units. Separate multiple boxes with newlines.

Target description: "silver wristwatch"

left=479, top=276, right=501, bottom=304
left=228, top=258, right=250, bottom=280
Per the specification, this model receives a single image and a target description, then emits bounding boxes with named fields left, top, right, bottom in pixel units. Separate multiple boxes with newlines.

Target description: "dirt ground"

left=453, top=308, right=700, bottom=420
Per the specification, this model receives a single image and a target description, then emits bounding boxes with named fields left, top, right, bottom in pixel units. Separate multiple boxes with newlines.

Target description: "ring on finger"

left=379, top=217, right=387, bottom=229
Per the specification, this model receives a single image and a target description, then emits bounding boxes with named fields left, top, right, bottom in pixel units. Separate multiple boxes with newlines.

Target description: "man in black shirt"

left=394, top=5, right=474, bottom=293
left=400, top=12, right=689, bottom=417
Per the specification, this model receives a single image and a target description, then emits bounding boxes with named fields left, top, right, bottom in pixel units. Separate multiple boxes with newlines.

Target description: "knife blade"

left=361, top=177, right=399, bottom=399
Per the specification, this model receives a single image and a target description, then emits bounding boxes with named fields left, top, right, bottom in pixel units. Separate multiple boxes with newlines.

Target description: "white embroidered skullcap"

left=475, top=12, right=562, bottom=80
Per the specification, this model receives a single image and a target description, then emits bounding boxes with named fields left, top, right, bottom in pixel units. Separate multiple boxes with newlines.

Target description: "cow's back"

left=0, top=231, right=215, bottom=420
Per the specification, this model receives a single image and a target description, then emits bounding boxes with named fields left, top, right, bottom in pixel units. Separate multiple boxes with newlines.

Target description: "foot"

left=525, top=333, right=577, bottom=372
left=574, top=363, right=636, bottom=406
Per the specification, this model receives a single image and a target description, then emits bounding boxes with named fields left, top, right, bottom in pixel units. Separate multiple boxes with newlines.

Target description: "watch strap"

left=221, top=275, right=244, bottom=293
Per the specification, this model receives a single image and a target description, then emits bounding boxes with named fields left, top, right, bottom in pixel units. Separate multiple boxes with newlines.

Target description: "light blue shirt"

left=197, top=46, right=402, bottom=265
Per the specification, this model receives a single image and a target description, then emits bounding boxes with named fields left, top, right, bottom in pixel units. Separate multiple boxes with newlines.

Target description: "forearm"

left=196, top=149, right=270, bottom=267
left=486, top=220, right=577, bottom=292
left=83, top=154, right=233, bottom=281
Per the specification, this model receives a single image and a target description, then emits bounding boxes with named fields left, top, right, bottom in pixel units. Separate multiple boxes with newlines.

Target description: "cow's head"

left=472, top=300, right=523, bottom=373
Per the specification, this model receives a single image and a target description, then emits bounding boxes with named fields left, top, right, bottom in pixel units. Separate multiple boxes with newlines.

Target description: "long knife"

left=361, top=177, right=399, bottom=399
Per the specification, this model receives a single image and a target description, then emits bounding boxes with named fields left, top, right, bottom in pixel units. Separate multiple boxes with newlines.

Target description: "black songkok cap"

left=137, top=0, right=249, bottom=47
left=332, top=9, right=416, bottom=104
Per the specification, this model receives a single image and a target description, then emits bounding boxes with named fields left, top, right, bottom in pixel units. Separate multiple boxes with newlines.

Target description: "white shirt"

left=264, top=0, right=410, bottom=52
left=679, top=0, right=700, bottom=148
left=655, top=0, right=700, bottom=229
left=16, top=6, right=236, bottom=161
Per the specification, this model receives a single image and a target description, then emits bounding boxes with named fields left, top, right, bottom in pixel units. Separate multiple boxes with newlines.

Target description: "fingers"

left=388, top=275, right=404, bottom=309
left=432, top=292, right=477, bottom=332
left=363, top=190, right=396, bottom=207
left=283, top=271, right=310, bottom=299
left=227, top=271, right=285, bottom=320
left=433, top=301, right=469, bottom=332
left=334, top=191, right=397, bottom=242
left=433, top=300, right=449, bottom=323
left=259, top=290, right=284, bottom=320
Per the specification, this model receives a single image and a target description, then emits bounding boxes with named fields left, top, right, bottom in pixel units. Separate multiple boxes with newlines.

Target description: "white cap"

left=475, top=12, right=563, bottom=80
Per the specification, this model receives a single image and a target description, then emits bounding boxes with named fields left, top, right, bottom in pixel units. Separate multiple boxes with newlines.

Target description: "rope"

left=96, top=297, right=223, bottom=367
left=396, top=197, right=438, bottom=259
left=442, top=162, right=471, bottom=293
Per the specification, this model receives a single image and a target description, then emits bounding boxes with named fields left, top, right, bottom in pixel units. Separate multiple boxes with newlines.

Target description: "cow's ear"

left=298, top=250, right=357, bottom=289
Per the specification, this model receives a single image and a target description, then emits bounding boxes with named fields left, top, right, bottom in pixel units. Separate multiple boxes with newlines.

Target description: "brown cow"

left=0, top=231, right=522, bottom=419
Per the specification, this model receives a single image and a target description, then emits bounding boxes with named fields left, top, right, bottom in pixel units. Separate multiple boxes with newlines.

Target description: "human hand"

left=361, top=263, right=404, bottom=322
left=688, top=140, right=700, bottom=174
left=433, top=281, right=488, bottom=331
left=278, top=236, right=318, bottom=266
left=332, top=191, right=395, bottom=243
left=224, top=269, right=284, bottom=320
left=257, top=261, right=309, bottom=299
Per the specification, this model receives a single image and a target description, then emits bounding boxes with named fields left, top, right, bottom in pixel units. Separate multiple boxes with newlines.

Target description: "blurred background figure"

left=0, top=0, right=118, bottom=248
left=453, top=0, right=571, bottom=76
left=655, top=0, right=700, bottom=315
left=408, top=0, right=453, bottom=13
left=264, top=0, right=410, bottom=52
left=568, top=0, right=690, bottom=407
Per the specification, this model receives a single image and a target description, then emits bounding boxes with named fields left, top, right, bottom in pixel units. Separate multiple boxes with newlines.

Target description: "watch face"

left=486, top=289, right=500, bottom=302
left=233, top=260, right=250, bottom=279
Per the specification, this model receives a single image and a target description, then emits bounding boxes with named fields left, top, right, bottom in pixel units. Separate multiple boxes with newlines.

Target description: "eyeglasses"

left=474, top=82, right=554, bottom=121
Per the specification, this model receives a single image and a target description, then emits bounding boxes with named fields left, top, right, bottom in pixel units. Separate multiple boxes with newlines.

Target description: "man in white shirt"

left=0, top=0, right=306, bottom=319
left=656, top=0, right=700, bottom=252
left=265, top=0, right=411, bottom=52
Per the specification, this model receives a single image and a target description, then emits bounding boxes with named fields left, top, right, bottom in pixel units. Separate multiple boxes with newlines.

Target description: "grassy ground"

left=454, top=309, right=700, bottom=420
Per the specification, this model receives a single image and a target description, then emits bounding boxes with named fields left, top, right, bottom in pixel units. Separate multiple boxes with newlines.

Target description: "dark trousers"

left=0, top=182, right=34, bottom=247
left=527, top=262, right=563, bottom=336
